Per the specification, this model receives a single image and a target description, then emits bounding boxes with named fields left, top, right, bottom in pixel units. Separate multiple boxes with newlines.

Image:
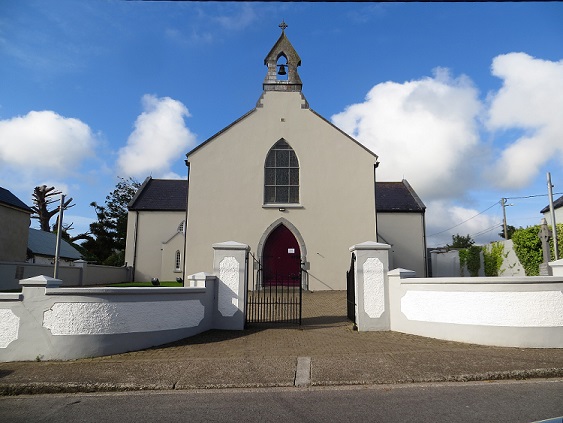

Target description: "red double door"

left=262, top=225, right=301, bottom=286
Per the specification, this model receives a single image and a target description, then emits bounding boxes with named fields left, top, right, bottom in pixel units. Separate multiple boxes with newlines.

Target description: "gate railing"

left=246, top=252, right=303, bottom=325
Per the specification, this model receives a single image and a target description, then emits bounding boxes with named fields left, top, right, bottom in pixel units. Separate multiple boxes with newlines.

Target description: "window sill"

left=262, top=204, right=304, bottom=209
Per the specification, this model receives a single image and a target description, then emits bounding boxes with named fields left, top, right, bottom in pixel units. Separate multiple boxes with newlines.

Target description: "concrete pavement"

left=1, top=291, right=562, bottom=395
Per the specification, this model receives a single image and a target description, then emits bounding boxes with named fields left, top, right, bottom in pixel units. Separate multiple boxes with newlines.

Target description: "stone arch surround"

left=257, top=217, right=307, bottom=263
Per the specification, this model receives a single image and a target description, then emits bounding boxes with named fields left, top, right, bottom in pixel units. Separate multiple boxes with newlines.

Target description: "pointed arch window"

left=264, top=139, right=299, bottom=204
left=177, top=220, right=185, bottom=234
left=175, top=250, right=181, bottom=271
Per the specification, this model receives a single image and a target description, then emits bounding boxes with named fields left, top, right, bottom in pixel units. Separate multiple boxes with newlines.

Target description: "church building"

left=125, top=24, right=427, bottom=290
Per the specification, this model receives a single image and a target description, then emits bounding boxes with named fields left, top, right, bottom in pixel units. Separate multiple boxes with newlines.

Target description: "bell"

left=277, top=64, right=287, bottom=76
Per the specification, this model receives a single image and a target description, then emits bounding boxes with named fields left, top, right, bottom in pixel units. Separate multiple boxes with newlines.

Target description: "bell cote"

left=263, top=21, right=303, bottom=92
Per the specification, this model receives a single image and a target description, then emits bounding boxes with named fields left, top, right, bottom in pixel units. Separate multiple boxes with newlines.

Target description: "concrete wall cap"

left=349, top=241, right=391, bottom=252
left=388, top=268, right=417, bottom=278
left=187, top=272, right=216, bottom=280
left=0, top=293, right=23, bottom=301
left=212, top=241, right=250, bottom=251
left=19, top=275, right=62, bottom=287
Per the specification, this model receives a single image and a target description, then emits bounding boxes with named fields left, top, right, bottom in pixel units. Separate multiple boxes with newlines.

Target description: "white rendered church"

left=125, top=24, right=427, bottom=290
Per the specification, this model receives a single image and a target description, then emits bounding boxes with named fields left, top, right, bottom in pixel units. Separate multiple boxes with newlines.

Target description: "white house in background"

left=541, top=195, right=563, bottom=227
left=26, top=228, right=82, bottom=265
left=124, top=25, right=428, bottom=288
left=0, top=187, right=32, bottom=262
left=125, top=178, right=188, bottom=282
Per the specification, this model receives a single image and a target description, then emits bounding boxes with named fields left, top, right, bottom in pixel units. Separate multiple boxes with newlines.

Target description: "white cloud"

left=116, top=95, right=197, bottom=179
left=0, top=110, right=96, bottom=186
left=332, top=67, right=482, bottom=201
left=425, top=200, right=502, bottom=247
left=213, top=3, right=258, bottom=31
left=486, top=53, right=563, bottom=189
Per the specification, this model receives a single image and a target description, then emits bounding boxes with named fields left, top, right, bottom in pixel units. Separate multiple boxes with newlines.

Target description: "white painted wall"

left=186, top=91, right=378, bottom=291
left=378, top=212, right=426, bottom=277
left=0, top=243, right=248, bottom=362
left=125, top=210, right=185, bottom=282
left=353, top=245, right=563, bottom=348
left=388, top=271, right=563, bottom=348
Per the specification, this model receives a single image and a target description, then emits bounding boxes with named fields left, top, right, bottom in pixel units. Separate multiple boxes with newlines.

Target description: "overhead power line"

left=505, top=192, right=563, bottom=200
left=428, top=190, right=562, bottom=239
left=427, top=201, right=501, bottom=237
left=470, top=222, right=503, bottom=239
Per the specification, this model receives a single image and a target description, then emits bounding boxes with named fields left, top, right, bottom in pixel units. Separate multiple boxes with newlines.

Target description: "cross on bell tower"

left=263, top=21, right=302, bottom=92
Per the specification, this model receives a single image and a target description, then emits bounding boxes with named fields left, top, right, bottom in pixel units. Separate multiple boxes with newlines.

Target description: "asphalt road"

left=1, top=380, right=562, bottom=423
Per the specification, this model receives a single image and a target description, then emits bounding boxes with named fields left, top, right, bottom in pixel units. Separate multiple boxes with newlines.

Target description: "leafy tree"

left=498, top=225, right=516, bottom=240
left=448, top=234, right=475, bottom=249
left=81, top=177, right=141, bottom=265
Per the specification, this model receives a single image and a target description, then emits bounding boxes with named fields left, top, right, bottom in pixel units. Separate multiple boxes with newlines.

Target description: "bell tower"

left=263, top=21, right=303, bottom=92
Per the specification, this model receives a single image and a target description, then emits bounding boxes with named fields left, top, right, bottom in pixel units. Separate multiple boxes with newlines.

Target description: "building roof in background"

left=27, top=228, right=82, bottom=260
left=540, top=195, right=563, bottom=214
left=128, top=177, right=188, bottom=211
left=376, top=180, right=426, bottom=213
left=0, top=187, right=32, bottom=213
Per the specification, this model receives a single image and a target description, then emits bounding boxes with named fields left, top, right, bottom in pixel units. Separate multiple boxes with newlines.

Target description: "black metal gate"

left=346, top=253, right=356, bottom=324
left=246, top=253, right=303, bottom=325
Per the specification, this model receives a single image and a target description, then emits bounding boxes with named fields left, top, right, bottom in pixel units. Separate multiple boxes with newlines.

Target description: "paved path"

left=1, top=291, right=562, bottom=394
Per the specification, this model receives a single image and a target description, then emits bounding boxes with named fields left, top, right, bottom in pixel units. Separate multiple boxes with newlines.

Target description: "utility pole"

left=547, top=172, right=559, bottom=260
left=501, top=198, right=509, bottom=239
left=54, top=194, right=64, bottom=279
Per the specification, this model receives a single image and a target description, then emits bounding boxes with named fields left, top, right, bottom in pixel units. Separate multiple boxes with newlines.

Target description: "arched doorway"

left=263, top=224, right=301, bottom=286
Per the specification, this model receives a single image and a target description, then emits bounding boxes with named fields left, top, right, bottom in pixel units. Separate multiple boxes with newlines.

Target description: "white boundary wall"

left=0, top=242, right=249, bottom=362
left=352, top=242, right=563, bottom=348
left=0, top=260, right=133, bottom=291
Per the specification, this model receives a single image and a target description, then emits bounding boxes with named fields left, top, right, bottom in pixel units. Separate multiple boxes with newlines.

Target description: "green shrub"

left=459, top=245, right=482, bottom=277
left=512, top=225, right=543, bottom=276
left=510, top=224, right=563, bottom=276
left=483, top=242, right=504, bottom=276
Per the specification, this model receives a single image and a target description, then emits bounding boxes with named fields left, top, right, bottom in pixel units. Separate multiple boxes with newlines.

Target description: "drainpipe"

left=374, top=161, right=380, bottom=241
left=132, top=210, right=139, bottom=282
left=422, top=211, right=429, bottom=277
left=182, top=160, right=191, bottom=286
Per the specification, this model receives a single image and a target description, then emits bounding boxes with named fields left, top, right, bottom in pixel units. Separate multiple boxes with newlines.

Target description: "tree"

left=81, top=177, right=141, bottom=265
left=31, top=185, right=74, bottom=232
left=448, top=234, right=475, bottom=249
left=499, top=225, right=516, bottom=240
left=31, top=185, right=91, bottom=243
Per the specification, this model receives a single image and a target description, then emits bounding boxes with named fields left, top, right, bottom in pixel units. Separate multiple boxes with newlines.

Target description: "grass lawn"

left=107, top=281, right=183, bottom=287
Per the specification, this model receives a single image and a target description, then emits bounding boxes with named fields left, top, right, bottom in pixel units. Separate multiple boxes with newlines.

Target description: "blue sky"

left=1, top=1, right=562, bottom=247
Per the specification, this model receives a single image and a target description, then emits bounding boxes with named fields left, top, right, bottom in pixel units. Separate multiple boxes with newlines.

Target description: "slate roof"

left=376, top=180, right=426, bottom=213
left=0, top=187, right=32, bottom=213
left=128, top=178, right=188, bottom=211
left=27, top=228, right=82, bottom=260
left=128, top=178, right=424, bottom=214
left=540, top=195, right=563, bottom=214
